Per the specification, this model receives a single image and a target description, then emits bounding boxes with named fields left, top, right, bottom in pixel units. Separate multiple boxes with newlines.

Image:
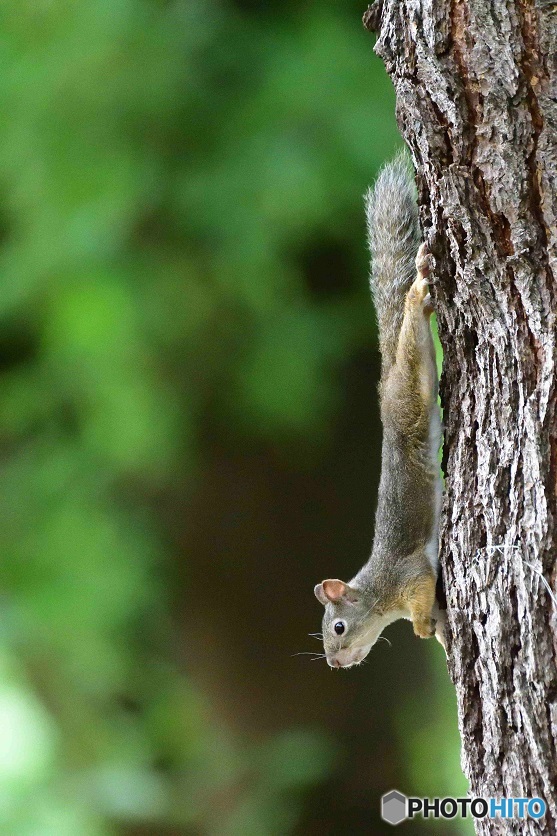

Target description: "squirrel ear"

left=317, top=579, right=359, bottom=605
left=314, top=583, right=329, bottom=606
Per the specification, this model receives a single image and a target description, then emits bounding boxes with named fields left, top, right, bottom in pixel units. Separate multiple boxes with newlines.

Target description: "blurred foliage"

left=0, top=0, right=464, bottom=833
left=399, top=649, right=471, bottom=834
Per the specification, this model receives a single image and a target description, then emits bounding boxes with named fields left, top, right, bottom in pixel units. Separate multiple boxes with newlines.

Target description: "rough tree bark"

left=364, top=0, right=557, bottom=832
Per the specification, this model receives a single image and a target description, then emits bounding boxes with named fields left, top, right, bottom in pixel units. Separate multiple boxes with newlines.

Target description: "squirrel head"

left=314, top=579, right=388, bottom=668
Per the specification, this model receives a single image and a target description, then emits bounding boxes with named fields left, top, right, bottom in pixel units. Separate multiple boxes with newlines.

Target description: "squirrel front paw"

left=413, top=616, right=437, bottom=639
left=434, top=610, right=447, bottom=650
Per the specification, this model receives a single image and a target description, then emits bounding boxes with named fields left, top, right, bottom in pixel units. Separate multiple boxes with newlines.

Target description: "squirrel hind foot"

left=407, top=274, right=433, bottom=315
left=415, top=242, right=431, bottom=277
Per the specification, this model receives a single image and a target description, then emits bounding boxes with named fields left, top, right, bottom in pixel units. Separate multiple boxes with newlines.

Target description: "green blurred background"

left=0, top=1, right=469, bottom=833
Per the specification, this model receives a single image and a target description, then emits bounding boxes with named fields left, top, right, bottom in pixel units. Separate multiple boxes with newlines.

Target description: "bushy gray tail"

left=365, top=154, right=420, bottom=375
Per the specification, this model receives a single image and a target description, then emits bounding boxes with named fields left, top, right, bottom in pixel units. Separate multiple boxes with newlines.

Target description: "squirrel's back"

left=365, top=155, right=420, bottom=375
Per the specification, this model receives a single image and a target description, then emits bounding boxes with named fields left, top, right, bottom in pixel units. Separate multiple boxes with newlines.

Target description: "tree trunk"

left=364, top=0, right=557, bottom=832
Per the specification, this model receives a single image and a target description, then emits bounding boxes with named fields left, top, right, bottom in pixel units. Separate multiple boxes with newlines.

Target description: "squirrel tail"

left=365, top=153, right=420, bottom=374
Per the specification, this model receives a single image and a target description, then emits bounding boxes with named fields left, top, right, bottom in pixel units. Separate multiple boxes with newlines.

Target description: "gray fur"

left=314, top=156, right=442, bottom=667
left=365, top=154, right=420, bottom=375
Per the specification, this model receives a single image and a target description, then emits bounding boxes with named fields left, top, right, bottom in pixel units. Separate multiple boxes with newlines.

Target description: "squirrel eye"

left=334, top=621, right=345, bottom=635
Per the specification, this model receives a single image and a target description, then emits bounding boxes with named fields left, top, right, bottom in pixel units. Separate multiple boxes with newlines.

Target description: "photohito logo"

left=380, top=790, right=546, bottom=825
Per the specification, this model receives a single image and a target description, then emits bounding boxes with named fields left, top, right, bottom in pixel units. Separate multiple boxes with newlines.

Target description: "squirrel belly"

left=313, top=157, right=444, bottom=668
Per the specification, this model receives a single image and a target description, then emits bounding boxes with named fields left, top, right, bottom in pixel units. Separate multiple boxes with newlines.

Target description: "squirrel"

left=313, top=156, right=445, bottom=668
